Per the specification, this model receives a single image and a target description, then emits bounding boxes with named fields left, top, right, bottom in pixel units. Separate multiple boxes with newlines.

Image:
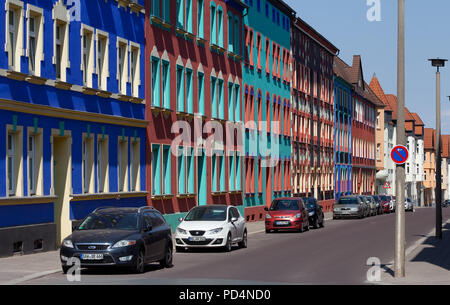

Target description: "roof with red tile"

left=369, top=75, right=391, bottom=109
left=442, top=135, right=450, bottom=158
left=411, top=113, right=424, bottom=126
left=334, top=56, right=384, bottom=108
left=424, top=128, right=435, bottom=150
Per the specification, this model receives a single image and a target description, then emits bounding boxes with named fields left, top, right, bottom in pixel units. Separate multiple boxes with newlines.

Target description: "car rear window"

left=338, top=198, right=359, bottom=205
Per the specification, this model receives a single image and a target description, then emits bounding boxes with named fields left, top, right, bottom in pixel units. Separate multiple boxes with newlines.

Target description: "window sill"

left=54, top=80, right=73, bottom=91
left=151, top=194, right=174, bottom=200
left=151, top=105, right=173, bottom=115
left=70, top=191, right=148, bottom=202
left=212, top=192, right=227, bottom=196
left=0, top=195, right=58, bottom=206
left=176, top=194, right=196, bottom=199
left=96, top=90, right=113, bottom=99
left=6, top=70, right=28, bottom=82
left=129, top=2, right=144, bottom=13
left=197, top=37, right=207, bottom=46
left=82, top=86, right=97, bottom=96
left=26, top=75, right=47, bottom=85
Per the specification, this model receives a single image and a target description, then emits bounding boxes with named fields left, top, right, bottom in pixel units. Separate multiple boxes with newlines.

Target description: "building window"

left=97, top=31, right=109, bottom=91
left=217, top=7, right=223, bottom=48
left=218, top=79, right=224, bottom=120
left=81, top=25, right=94, bottom=87
left=151, top=57, right=160, bottom=107
left=210, top=4, right=216, bottom=45
left=376, top=144, right=380, bottom=160
left=161, top=60, right=170, bottom=109
left=234, top=17, right=240, bottom=55
left=176, top=65, right=185, bottom=112
left=235, top=84, right=241, bottom=122
left=117, top=39, right=128, bottom=95
left=118, top=137, right=128, bottom=192
left=185, top=0, right=193, bottom=33
left=211, top=76, right=217, bottom=118
left=198, top=71, right=205, bottom=115
left=6, top=1, right=24, bottom=72
left=27, top=6, right=43, bottom=76
left=197, top=0, right=204, bottom=38
left=54, top=18, right=69, bottom=81
left=97, top=136, right=109, bottom=193
left=130, top=138, right=140, bottom=192
left=186, top=69, right=193, bottom=114
left=176, top=0, right=184, bottom=29
left=7, top=126, right=23, bottom=197
left=82, top=135, right=94, bottom=194
left=151, top=144, right=171, bottom=196
left=130, top=43, right=140, bottom=97
left=177, top=147, right=186, bottom=194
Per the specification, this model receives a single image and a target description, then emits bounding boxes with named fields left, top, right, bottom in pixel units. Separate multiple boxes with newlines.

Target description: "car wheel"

left=265, top=229, right=270, bottom=234
left=320, top=215, right=325, bottom=228
left=160, top=242, right=173, bottom=268
left=224, top=233, right=232, bottom=252
left=238, top=230, right=247, bottom=249
left=62, top=265, right=70, bottom=274
left=133, top=249, right=145, bottom=274
left=314, top=216, right=320, bottom=229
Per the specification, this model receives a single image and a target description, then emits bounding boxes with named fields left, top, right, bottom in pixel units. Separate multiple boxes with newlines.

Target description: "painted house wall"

left=242, top=0, right=294, bottom=221
left=334, top=76, right=352, bottom=199
left=145, top=0, right=246, bottom=227
left=0, top=0, right=147, bottom=254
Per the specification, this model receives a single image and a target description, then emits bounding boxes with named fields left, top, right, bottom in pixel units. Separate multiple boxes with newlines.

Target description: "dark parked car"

left=303, top=197, right=325, bottom=229
left=442, top=200, right=450, bottom=208
left=60, top=207, right=173, bottom=274
left=333, top=196, right=365, bottom=219
left=371, top=195, right=383, bottom=215
left=358, top=196, right=371, bottom=217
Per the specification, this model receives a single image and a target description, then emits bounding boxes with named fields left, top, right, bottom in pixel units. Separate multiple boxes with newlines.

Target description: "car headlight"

left=62, top=239, right=74, bottom=248
left=176, top=228, right=187, bottom=235
left=207, top=228, right=223, bottom=235
left=266, top=214, right=272, bottom=219
left=112, top=240, right=136, bottom=248
left=294, top=213, right=302, bottom=218
left=308, top=211, right=315, bottom=217
left=334, top=208, right=339, bottom=212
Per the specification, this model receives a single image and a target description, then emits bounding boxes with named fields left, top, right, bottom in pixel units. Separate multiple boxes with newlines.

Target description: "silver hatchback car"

left=333, top=196, right=365, bottom=219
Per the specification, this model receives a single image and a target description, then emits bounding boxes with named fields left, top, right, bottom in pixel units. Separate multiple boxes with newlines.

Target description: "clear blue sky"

left=286, top=0, right=450, bottom=133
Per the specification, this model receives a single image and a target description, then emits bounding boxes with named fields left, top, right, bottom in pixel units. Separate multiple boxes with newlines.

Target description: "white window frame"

left=81, top=24, right=95, bottom=88
left=117, top=37, right=129, bottom=95
left=130, top=138, right=140, bottom=192
left=82, top=133, right=94, bottom=194
left=96, top=30, right=109, bottom=91
left=129, top=42, right=141, bottom=97
left=118, top=136, right=129, bottom=192
left=97, top=134, right=109, bottom=193
left=5, top=0, right=24, bottom=72
left=26, top=4, right=44, bottom=76
left=52, top=1, right=70, bottom=82
left=6, top=125, right=23, bottom=197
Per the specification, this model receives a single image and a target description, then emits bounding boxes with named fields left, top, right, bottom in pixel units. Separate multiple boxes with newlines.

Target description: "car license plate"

left=81, top=253, right=104, bottom=260
left=276, top=221, right=290, bottom=225
left=188, top=236, right=206, bottom=242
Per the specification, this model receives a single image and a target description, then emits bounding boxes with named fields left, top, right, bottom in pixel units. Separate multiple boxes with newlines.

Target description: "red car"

left=379, top=195, right=391, bottom=213
left=264, top=198, right=310, bottom=233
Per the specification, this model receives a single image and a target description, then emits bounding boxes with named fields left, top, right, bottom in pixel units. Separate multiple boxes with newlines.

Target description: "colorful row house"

left=334, top=56, right=383, bottom=196
left=0, top=0, right=147, bottom=257
left=145, top=0, right=247, bottom=227
left=241, top=0, right=296, bottom=221
left=291, top=17, right=338, bottom=211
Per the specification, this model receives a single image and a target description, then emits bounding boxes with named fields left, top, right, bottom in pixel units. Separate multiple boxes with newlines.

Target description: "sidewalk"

left=381, top=220, right=450, bottom=285
left=0, top=213, right=333, bottom=285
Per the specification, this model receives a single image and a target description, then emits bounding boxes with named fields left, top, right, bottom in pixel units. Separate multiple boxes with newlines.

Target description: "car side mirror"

left=144, top=223, right=152, bottom=232
left=72, top=224, right=78, bottom=231
left=231, top=217, right=238, bottom=223
left=264, top=207, right=269, bottom=211
left=178, top=217, right=184, bottom=222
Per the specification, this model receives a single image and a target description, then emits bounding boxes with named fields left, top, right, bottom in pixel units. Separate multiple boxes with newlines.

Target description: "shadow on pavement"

left=77, top=263, right=164, bottom=275
left=410, top=223, right=450, bottom=271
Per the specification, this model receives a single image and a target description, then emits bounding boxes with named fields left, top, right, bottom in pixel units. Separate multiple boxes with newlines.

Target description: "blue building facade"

left=0, top=0, right=147, bottom=257
left=333, top=70, right=353, bottom=199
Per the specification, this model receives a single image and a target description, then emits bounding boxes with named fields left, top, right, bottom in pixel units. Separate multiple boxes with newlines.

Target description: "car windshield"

left=78, top=213, right=139, bottom=231
left=270, top=200, right=299, bottom=211
left=184, top=207, right=227, bottom=221
left=338, top=198, right=359, bottom=205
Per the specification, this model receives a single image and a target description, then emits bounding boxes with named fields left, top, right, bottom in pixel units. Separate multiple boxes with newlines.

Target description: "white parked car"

left=405, top=198, right=414, bottom=212
left=174, top=205, right=247, bottom=252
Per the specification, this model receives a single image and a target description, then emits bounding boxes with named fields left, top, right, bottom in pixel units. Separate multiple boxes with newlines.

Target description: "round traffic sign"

left=391, top=145, right=409, bottom=165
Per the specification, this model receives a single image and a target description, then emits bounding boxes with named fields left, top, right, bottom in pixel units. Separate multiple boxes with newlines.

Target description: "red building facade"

left=145, top=0, right=247, bottom=225
left=291, top=17, right=338, bottom=211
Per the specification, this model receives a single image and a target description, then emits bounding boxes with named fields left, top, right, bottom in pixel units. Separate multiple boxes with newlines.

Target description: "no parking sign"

left=391, top=145, right=409, bottom=165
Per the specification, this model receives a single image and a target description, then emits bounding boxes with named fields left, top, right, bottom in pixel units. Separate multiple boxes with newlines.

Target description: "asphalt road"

left=25, top=207, right=450, bottom=285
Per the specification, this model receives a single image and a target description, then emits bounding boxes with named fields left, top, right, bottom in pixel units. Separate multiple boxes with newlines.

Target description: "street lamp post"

left=429, top=58, right=447, bottom=240
left=395, top=0, right=406, bottom=278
